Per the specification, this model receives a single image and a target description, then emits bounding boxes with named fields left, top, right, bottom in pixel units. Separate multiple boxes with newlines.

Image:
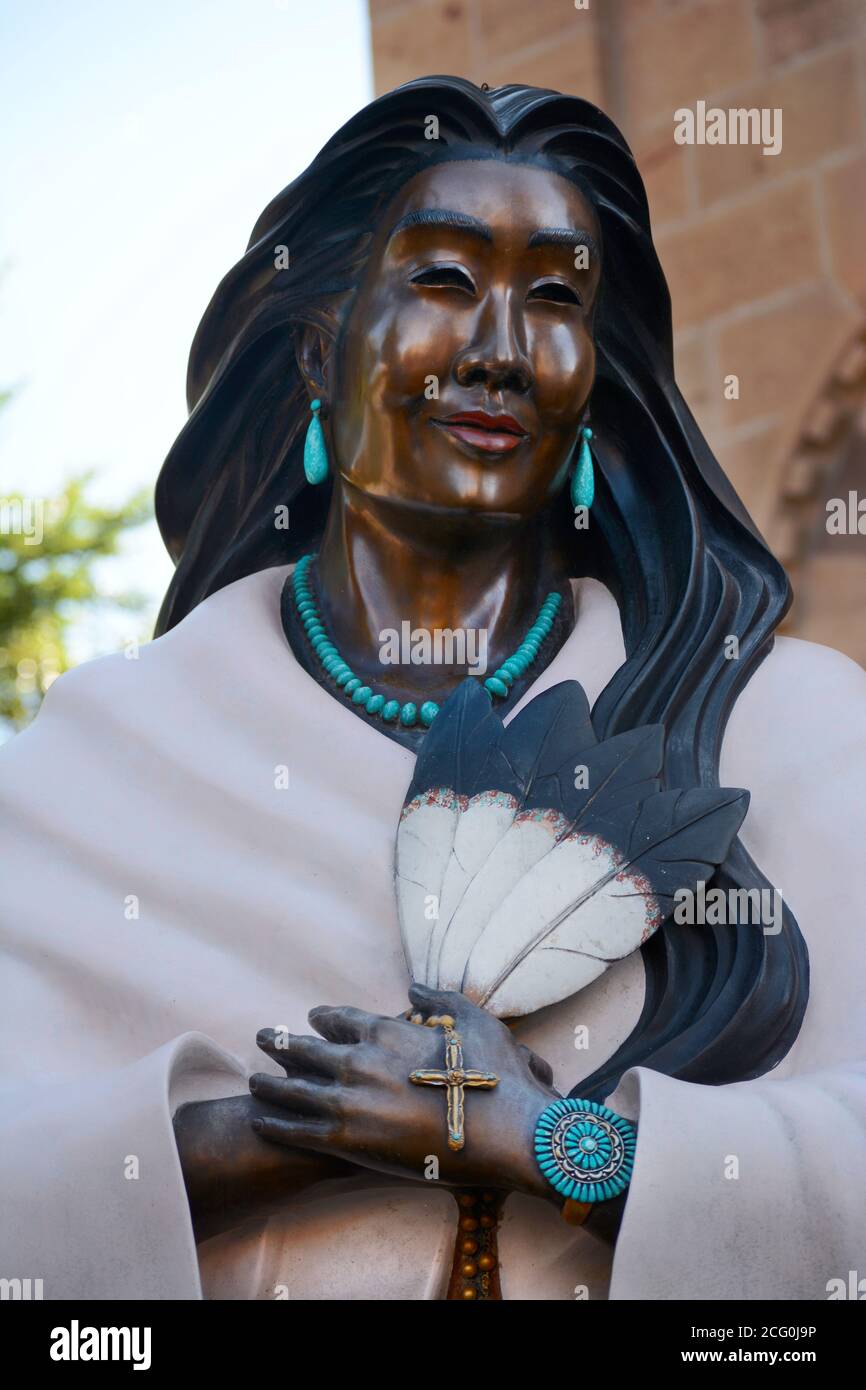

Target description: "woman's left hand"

left=250, top=983, right=560, bottom=1202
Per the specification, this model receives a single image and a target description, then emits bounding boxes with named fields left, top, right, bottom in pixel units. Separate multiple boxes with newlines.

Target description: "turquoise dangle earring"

left=570, top=425, right=594, bottom=510
left=304, top=398, right=329, bottom=485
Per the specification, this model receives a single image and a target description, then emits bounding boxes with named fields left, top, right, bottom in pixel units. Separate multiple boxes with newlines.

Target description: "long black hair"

left=154, top=76, right=808, bottom=1094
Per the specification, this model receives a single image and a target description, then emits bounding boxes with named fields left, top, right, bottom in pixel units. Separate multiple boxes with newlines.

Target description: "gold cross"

left=410, top=1023, right=499, bottom=1151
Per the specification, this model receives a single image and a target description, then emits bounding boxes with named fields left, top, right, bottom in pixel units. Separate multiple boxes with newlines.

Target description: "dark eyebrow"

left=527, top=227, right=599, bottom=260
left=388, top=208, right=493, bottom=243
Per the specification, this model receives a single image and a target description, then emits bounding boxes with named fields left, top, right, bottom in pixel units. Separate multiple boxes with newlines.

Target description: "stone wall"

left=367, top=0, right=866, bottom=663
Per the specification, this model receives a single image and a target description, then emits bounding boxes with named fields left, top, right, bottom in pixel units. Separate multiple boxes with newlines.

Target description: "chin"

left=414, top=495, right=537, bottom=529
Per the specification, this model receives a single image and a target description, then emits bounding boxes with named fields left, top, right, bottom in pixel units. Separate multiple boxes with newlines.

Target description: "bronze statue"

left=4, top=78, right=864, bottom=1305
left=162, top=80, right=803, bottom=1292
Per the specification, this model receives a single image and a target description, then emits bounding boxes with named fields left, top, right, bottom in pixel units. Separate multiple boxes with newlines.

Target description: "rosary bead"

left=344, top=678, right=362, bottom=696
left=352, top=685, right=373, bottom=705
left=461, top=1261, right=478, bottom=1278
left=382, top=700, right=400, bottom=722
left=399, top=702, right=417, bottom=727
left=365, top=693, right=384, bottom=715
left=460, top=1238, right=478, bottom=1255
left=460, top=1216, right=479, bottom=1232
left=477, top=1254, right=496, bottom=1272
left=461, top=1287, right=478, bottom=1300
left=458, top=1193, right=477, bottom=1208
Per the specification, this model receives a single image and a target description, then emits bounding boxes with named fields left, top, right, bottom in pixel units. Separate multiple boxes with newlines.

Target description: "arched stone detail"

left=770, top=323, right=866, bottom=666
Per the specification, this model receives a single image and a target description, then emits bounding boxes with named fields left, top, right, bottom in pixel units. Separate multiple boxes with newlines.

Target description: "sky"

left=1, top=0, right=373, bottom=651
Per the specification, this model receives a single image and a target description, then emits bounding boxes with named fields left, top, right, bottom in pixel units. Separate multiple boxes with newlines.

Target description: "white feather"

left=394, top=790, right=460, bottom=983
left=436, top=808, right=571, bottom=992
left=463, top=831, right=662, bottom=1015
left=425, top=790, right=518, bottom=987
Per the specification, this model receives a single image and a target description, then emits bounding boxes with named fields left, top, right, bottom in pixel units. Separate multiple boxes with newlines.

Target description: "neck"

left=313, top=480, right=572, bottom=701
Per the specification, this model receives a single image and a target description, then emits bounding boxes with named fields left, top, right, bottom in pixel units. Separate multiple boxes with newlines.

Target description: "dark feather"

left=532, top=723, right=665, bottom=817
left=405, top=678, right=502, bottom=800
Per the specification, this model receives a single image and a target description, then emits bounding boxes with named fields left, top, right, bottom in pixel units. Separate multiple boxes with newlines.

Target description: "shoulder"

left=744, top=633, right=866, bottom=714
left=722, top=634, right=866, bottom=795
left=720, top=634, right=866, bottom=1007
left=721, top=637, right=866, bottom=1070
left=0, top=566, right=291, bottom=769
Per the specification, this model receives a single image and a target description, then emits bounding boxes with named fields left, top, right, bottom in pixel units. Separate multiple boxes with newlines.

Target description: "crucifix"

left=409, top=1018, right=499, bottom=1151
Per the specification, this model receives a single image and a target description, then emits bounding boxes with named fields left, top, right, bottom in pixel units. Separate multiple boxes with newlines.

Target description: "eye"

left=527, top=279, right=583, bottom=307
left=410, top=263, right=476, bottom=296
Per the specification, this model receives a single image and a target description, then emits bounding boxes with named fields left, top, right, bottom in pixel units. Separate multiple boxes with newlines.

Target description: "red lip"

left=440, top=411, right=528, bottom=436
left=432, top=410, right=530, bottom=455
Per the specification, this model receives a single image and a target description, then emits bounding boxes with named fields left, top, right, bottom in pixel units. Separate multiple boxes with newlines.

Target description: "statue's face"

left=330, top=158, right=600, bottom=520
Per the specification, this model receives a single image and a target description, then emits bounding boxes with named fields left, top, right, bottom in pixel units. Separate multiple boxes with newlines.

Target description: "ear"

left=296, top=319, right=337, bottom=408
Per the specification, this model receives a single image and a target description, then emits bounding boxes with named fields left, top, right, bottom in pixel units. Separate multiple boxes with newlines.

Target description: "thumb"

left=407, top=981, right=466, bottom=1023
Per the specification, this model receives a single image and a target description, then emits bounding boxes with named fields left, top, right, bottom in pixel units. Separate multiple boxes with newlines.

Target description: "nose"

left=452, top=289, right=532, bottom=396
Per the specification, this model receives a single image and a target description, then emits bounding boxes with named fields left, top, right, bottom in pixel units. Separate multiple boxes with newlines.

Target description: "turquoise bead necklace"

left=292, top=553, right=562, bottom=730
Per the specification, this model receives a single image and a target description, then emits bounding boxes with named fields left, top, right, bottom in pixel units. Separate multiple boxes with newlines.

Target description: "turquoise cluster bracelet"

left=534, top=1098, right=636, bottom=1204
left=292, top=553, right=562, bottom=730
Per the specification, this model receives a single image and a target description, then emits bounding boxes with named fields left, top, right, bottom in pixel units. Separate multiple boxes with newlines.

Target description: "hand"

left=174, top=1094, right=358, bottom=1244
left=249, top=983, right=561, bottom=1202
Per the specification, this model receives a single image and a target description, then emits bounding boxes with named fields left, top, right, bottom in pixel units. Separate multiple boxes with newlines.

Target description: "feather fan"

left=395, top=679, right=748, bottom=1018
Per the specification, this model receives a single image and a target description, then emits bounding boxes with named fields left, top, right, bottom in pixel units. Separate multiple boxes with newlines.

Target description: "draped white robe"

left=1, top=564, right=864, bottom=1301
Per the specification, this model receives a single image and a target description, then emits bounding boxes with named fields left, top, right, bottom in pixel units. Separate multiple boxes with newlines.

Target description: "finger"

left=308, top=1004, right=383, bottom=1044
left=251, top=1113, right=338, bottom=1151
left=249, top=1072, right=341, bottom=1115
left=407, top=982, right=467, bottom=1022
left=518, top=1043, right=555, bottom=1088
left=256, top=1030, right=346, bottom=1078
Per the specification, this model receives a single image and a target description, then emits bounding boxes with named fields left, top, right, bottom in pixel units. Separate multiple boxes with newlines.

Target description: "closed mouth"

left=432, top=411, right=529, bottom=454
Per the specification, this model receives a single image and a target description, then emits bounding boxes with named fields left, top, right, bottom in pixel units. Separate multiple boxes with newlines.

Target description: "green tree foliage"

left=0, top=473, right=152, bottom=731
